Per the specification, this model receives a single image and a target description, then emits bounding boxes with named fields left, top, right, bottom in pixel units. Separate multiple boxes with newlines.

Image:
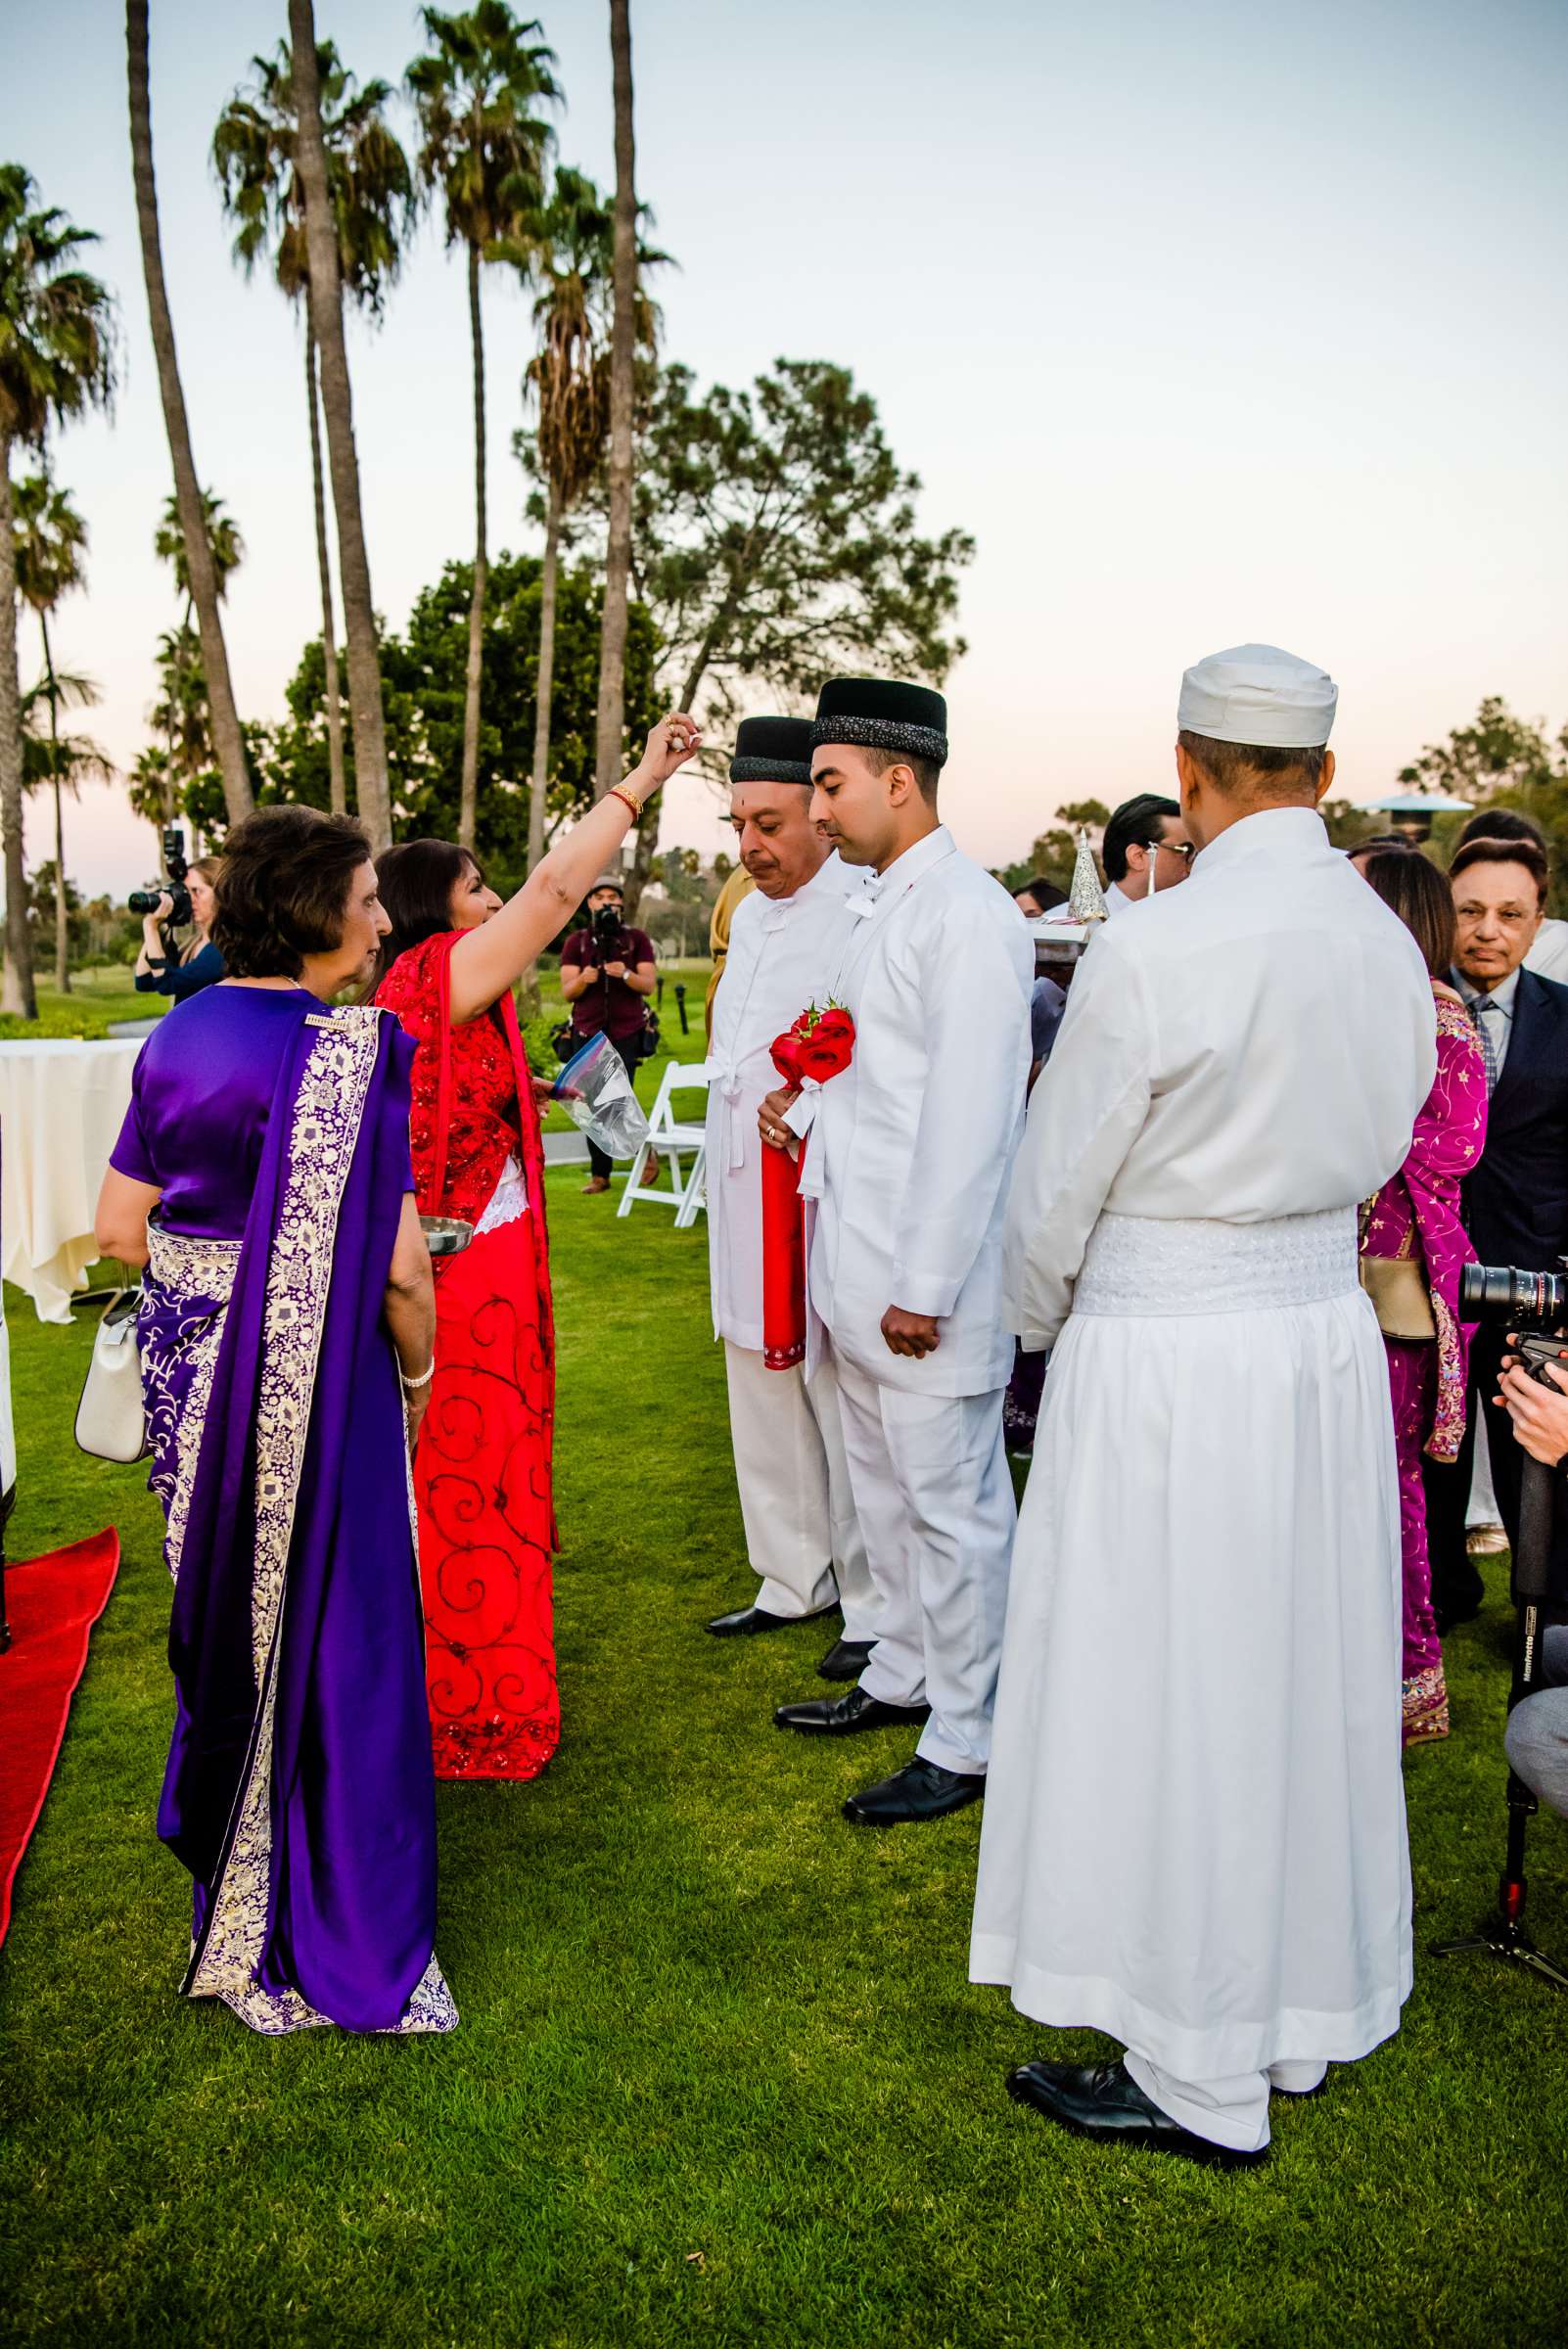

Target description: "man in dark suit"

left=1425, top=834, right=1568, bottom=1629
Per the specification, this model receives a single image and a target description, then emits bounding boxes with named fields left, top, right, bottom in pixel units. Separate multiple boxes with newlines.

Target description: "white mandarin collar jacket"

left=1004, top=806, right=1439, bottom=1349
left=803, top=826, right=1035, bottom=1397
left=705, top=852, right=859, bottom=1351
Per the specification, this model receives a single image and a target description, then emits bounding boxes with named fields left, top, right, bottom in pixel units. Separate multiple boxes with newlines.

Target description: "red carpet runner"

left=0, top=1529, right=120, bottom=1949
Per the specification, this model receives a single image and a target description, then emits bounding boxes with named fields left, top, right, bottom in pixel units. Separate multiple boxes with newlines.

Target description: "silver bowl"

left=420, top=1215, right=475, bottom=1259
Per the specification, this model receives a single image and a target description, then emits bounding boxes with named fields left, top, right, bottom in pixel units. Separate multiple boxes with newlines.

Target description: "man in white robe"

left=761, top=677, right=1034, bottom=1826
left=971, top=644, right=1436, bottom=2164
left=704, top=717, right=872, bottom=1678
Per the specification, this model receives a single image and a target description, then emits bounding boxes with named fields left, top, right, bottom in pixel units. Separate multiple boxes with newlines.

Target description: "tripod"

left=1432, top=1448, right=1568, bottom=1991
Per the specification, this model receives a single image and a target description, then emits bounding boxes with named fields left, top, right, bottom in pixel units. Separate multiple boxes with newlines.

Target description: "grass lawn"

left=2, top=1174, right=1566, bottom=2345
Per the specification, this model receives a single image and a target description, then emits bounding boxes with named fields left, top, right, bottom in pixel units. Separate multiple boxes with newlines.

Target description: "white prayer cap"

left=1177, top=643, right=1337, bottom=749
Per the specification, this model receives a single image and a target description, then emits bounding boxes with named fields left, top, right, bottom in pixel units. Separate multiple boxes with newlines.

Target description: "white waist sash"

left=1074, top=1207, right=1359, bottom=1317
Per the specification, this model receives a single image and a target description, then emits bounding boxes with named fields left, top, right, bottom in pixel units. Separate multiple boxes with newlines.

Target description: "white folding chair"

left=617, top=1059, right=711, bottom=1222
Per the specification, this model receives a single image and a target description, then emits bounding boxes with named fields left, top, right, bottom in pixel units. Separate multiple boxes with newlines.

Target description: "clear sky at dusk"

left=5, top=0, right=1566, bottom=894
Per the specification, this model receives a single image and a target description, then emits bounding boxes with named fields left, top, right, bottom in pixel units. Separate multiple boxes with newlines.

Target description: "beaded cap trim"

left=808, top=714, right=949, bottom=768
left=728, top=756, right=812, bottom=784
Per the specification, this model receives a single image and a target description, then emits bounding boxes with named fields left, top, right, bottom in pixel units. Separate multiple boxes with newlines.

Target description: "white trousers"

left=832, top=1354, right=1015, bottom=1775
left=723, top=1342, right=874, bottom=1634
left=1125, top=2053, right=1328, bottom=2155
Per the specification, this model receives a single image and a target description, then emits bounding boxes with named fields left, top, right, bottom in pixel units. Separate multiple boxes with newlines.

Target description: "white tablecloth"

left=0, top=1038, right=143, bottom=1324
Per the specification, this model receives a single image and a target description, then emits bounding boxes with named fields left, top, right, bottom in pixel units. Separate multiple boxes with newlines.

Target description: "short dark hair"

left=865, top=745, right=942, bottom=805
left=1456, top=806, right=1548, bottom=854
left=1177, top=731, right=1328, bottom=804
left=211, top=806, right=371, bottom=979
left=1449, top=835, right=1548, bottom=907
left=371, top=838, right=482, bottom=991
left=1360, top=848, right=1455, bottom=980
left=1103, top=795, right=1181, bottom=884
left=1016, top=875, right=1068, bottom=912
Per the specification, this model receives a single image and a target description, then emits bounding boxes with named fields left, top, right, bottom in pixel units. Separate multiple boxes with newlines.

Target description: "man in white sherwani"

left=971, top=645, right=1436, bottom=2166
left=762, top=678, right=1034, bottom=1826
left=704, top=716, right=872, bottom=1680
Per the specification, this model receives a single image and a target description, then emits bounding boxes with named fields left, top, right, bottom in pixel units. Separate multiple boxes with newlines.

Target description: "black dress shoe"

left=773, top=1685, right=930, bottom=1736
left=705, top=1601, right=835, bottom=1637
left=1005, top=2059, right=1267, bottom=2171
left=816, top=1635, right=875, bottom=1682
left=842, top=1755, right=985, bottom=1825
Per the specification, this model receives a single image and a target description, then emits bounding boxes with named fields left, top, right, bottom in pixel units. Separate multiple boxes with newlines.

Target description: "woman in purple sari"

left=1357, top=848, right=1488, bottom=1746
left=95, top=807, right=456, bottom=2037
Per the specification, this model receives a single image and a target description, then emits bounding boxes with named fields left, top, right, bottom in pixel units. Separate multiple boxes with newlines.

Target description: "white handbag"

left=74, top=1288, right=149, bottom=1463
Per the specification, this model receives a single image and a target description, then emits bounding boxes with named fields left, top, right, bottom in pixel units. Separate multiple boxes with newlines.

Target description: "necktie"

left=1469, top=995, right=1500, bottom=1096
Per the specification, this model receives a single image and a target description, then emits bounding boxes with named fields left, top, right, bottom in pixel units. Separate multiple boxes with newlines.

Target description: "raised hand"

left=632, top=713, right=703, bottom=792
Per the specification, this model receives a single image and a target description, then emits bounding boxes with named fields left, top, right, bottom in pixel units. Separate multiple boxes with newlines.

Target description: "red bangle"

left=609, top=785, right=645, bottom=819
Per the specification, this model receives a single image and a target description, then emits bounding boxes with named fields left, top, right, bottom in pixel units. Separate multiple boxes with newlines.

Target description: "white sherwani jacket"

left=800, top=827, right=1034, bottom=1398
left=705, top=853, right=858, bottom=1351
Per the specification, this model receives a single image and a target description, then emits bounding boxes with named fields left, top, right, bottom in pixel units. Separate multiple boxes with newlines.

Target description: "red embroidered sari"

left=377, top=933, right=559, bottom=1780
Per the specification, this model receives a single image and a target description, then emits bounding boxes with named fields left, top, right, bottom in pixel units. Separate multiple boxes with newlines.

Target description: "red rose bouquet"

left=761, top=1001, right=856, bottom=1369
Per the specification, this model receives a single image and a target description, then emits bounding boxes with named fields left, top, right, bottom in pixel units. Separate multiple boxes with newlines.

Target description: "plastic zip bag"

left=551, top=1032, right=651, bottom=1162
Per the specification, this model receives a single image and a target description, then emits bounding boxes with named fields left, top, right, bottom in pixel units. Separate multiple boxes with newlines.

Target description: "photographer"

left=559, top=873, right=658, bottom=1195
left=133, top=853, right=224, bottom=1002
left=1494, top=1353, right=1568, bottom=1821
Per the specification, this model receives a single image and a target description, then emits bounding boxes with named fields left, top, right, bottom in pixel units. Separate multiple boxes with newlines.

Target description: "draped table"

left=0, top=1038, right=143, bottom=1324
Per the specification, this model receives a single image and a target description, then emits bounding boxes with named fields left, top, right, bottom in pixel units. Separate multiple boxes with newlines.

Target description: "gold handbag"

left=1359, top=1254, right=1437, bottom=1342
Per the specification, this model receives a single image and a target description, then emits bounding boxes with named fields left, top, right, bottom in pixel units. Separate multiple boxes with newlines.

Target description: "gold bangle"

left=609, top=784, right=645, bottom=819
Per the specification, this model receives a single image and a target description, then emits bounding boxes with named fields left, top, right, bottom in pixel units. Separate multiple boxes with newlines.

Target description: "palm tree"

left=0, top=166, right=115, bottom=1017
left=593, top=0, right=639, bottom=804
left=12, top=471, right=89, bottom=990
left=152, top=491, right=242, bottom=853
left=287, top=2, right=393, bottom=852
left=213, top=39, right=414, bottom=818
left=127, top=0, right=252, bottom=835
left=408, top=3, right=560, bottom=851
left=19, top=671, right=114, bottom=965
left=520, top=166, right=664, bottom=872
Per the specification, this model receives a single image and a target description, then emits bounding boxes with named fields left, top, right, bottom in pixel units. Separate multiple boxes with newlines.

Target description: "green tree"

left=1011, top=799, right=1112, bottom=898
left=408, top=3, right=560, bottom=852
left=261, top=547, right=659, bottom=878
left=12, top=469, right=89, bottom=988
left=25, top=859, right=87, bottom=966
left=128, top=2, right=252, bottom=836
left=0, top=165, right=115, bottom=1017
left=1396, top=696, right=1568, bottom=911
left=517, top=164, right=666, bottom=875
left=152, top=489, right=242, bottom=859
left=213, top=37, right=414, bottom=817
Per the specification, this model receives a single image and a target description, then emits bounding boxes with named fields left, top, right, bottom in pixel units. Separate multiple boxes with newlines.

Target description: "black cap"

left=809, top=676, right=948, bottom=769
left=729, top=715, right=813, bottom=785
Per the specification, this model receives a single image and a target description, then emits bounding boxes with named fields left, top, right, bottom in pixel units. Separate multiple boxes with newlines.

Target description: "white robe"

left=971, top=806, right=1437, bottom=2082
left=706, top=852, right=859, bottom=1351
left=799, top=827, right=1035, bottom=1398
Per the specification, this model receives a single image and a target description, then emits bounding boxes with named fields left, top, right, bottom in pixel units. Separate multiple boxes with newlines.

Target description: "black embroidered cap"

left=728, top=714, right=814, bottom=786
left=809, top=676, right=949, bottom=769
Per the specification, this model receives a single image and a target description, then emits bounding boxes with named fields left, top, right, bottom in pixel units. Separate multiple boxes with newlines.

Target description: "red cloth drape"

left=761, top=1134, right=807, bottom=1370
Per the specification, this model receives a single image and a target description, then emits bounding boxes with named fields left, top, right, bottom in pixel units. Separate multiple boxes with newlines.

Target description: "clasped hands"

left=758, top=1084, right=940, bottom=1359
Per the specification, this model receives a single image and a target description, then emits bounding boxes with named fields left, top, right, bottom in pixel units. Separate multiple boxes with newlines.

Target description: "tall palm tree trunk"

left=0, top=444, right=33, bottom=1017
left=126, top=0, right=253, bottom=832
left=527, top=482, right=562, bottom=874
left=458, top=240, right=486, bottom=852
left=305, top=319, right=347, bottom=817
left=40, top=610, right=69, bottom=993
left=289, top=0, right=392, bottom=851
left=592, top=0, right=638, bottom=802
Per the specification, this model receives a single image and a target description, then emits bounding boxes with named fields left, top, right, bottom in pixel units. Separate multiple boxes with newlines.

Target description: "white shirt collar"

left=866, top=825, right=953, bottom=898
left=1189, top=805, right=1329, bottom=883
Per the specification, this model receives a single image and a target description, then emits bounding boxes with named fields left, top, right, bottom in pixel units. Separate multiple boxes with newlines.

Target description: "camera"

left=1461, top=1259, right=1568, bottom=1350
left=128, top=826, right=193, bottom=929
left=591, top=901, right=623, bottom=956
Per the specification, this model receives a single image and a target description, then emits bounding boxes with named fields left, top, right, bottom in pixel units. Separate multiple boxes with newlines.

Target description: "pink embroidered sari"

left=1360, top=993, right=1488, bottom=1741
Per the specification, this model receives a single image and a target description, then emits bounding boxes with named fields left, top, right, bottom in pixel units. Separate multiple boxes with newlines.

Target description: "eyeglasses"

left=1144, top=838, right=1195, bottom=863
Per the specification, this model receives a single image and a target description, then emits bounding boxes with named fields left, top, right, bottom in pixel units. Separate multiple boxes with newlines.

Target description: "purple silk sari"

left=138, top=1003, right=456, bottom=2036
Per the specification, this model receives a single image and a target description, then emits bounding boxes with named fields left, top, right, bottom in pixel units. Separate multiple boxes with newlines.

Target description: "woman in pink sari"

left=1357, top=849, right=1488, bottom=1744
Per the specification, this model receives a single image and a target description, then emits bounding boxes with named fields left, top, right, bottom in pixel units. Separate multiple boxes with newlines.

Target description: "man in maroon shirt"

left=560, top=874, right=660, bottom=1193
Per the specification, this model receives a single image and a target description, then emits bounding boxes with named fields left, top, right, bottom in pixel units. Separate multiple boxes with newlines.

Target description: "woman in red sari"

left=374, top=714, right=700, bottom=1778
